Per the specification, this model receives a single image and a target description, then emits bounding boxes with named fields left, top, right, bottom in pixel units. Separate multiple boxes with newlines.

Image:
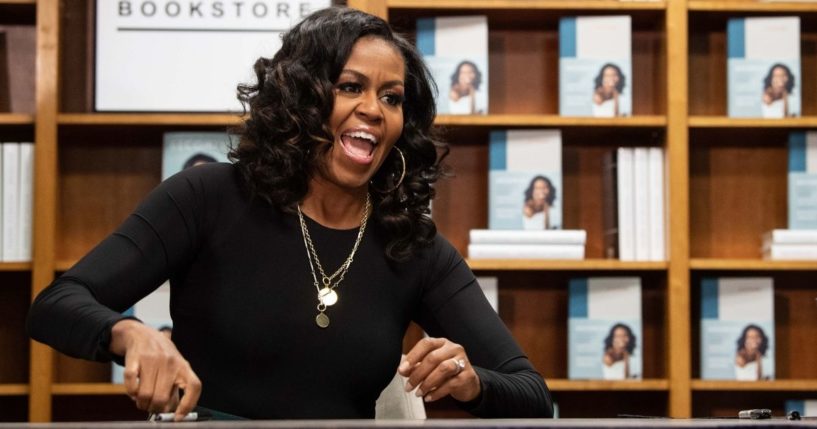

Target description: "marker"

left=149, top=412, right=199, bottom=422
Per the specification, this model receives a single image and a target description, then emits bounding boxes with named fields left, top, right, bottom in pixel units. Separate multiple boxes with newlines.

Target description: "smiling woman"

left=26, top=6, right=553, bottom=421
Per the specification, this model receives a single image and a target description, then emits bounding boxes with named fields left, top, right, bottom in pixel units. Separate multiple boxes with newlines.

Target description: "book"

left=568, top=277, right=642, bottom=380
left=94, top=0, right=330, bottom=111
left=469, top=229, right=586, bottom=245
left=786, top=400, right=817, bottom=417
left=0, top=25, right=36, bottom=114
left=700, top=277, right=775, bottom=380
left=417, top=16, right=488, bottom=115
left=633, top=147, right=650, bottom=261
left=762, top=229, right=817, bottom=244
left=18, top=143, right=33, bottom=262
left=727, top=17, right=801, bottom=118
left=616, top=148, right=635, bottom=260
left=2, top=143, right=20, bottom=262
left=488, top=129, right=562, bottom=230
left=647, top=147, right=666, bottom=261
left=788, top=131, right=817, bottom=229
left=559, top=16, right=632, bottom=117
left=162, top=132, right=233, bottom=180
left=762, top=243, right=817, bottom=260
left=476, top=276, right=498, bottom=313
left=468, top=243, right=584, bottom=260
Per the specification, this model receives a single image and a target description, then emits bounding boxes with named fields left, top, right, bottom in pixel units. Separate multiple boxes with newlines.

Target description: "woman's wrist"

left=109, top=319, right=144, bottom=356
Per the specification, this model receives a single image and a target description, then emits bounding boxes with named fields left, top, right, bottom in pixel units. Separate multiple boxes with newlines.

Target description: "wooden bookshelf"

left=688, top=1, right=817, bottom=12
left=689, top=259, right=817, bottom=270
left=0, top=0, right=36, bottom=4
left=57, top=113, right=244, bottom=127
left=51, top=383, right=127, bottom=396
left=691, top=380, right=817, bottom=391
left=0, top=114, right=34, bottom=125
left=386, top=0, right=668, bottom=11
left=0, top=262, right=32, bottom=272
left=466, top=259, right=668, bottom=270
left=547, top=379, right=670, bottom=391
left=0, top=384, right=28, bottom=395
left=689, top=116, right=817, bottom=128
left=435, top=114, right=667, bottom=127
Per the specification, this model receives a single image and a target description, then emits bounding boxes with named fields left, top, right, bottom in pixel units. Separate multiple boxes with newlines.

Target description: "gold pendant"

left=318, top=287, right=338, bottom=306
left=316, top=312, right=330, bottom=328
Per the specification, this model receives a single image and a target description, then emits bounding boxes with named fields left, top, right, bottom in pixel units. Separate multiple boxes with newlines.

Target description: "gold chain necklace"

left=297, top=194, right=371, bottom=328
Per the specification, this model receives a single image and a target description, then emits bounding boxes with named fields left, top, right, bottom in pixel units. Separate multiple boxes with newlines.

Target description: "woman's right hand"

left=110, top=319, right=201, bottom=421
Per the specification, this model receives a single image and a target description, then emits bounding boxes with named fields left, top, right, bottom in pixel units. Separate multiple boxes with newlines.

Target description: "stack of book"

left=468, top=229, right=586, bottom=260
left=603, top=147, right=665, bottom=261
left=0, top=142, right=34, bottom=262
left=762, top=229, right=817, bottom=260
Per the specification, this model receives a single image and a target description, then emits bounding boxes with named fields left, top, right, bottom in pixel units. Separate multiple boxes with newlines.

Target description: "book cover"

left=468, top=243, right=584, bottom=260
left=476, top=276, right=498, bottom=313
left=2, top=143, right=18, bottom=262
left=559, top=16, right=632, bottom=117
left=568, top=277, right=642, bottom=380
left=94, top=0, right=329, bottom=111
left=727, top=17, right=801, bottom=118
left=0, top=26, right=36, bottom=114
left=162, top=132, right=233, bottom=180
left=700, top=277, right=775, bottom=380
left=489, top=129, right=562, bottom=230
left=786, top=400, right=817, bottom=417
left=469, top=229, right=586, bottom=245
left=788, top=131, right=817, bottom=229
left=647, top=147, right=666, bottom=261
left=17, top=143, right=33, bottom=262
left=417, top=16, right=488, bottom=115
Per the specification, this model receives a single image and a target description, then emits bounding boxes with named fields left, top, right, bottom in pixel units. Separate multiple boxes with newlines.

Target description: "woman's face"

left=457, top=63, right=477, bottom=87
left=744, top=328, right=762, bottom=352
left=602, top=66, right=619, bottom=89
left=532, top=179, right=550, bottom=203
left=612, top=327, right=630, bottom=351
left=771, top=67, right=789, bottom=91
left=324, top=36, right=405, bottom=190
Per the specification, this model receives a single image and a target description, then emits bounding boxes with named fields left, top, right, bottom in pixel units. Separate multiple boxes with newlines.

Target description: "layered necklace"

left=297, top=194, right=371, bottom=328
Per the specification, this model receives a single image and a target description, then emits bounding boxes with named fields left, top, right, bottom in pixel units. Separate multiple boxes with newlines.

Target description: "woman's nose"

left=355, top=92, right=383, bottom=122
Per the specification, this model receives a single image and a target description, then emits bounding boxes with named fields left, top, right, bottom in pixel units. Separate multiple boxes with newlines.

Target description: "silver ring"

left=453, top=358, right=466, bottom=376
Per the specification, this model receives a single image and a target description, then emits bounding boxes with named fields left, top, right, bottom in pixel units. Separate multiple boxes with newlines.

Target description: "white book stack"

left=467, top=229, right=586, bottom=260
left=614, top=147, right=665, bottom=261
left=761, top=229, right=817, bottom=260
left=0, top=142, right=34, bottom=262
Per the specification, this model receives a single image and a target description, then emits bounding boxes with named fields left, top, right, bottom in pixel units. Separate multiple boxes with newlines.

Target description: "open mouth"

left=340, top=130, right=379, bottom=164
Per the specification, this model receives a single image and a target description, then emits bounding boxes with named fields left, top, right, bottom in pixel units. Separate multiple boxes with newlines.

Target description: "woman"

left=522, top=175, right=556, bottom=230
left=27, top=7, right=552, bottom=420
left=448, top=60, right=485, bottom=114
left=735, top=324, right=770, bottom=381
left=602, top=323, right=636, bottom=380
left=761, top=63, right=795, bottom=118
left=592, top=63, right=626, bottom=117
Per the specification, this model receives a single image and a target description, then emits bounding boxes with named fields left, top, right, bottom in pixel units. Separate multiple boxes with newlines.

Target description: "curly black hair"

left=230, top=7, right=448, bottom=262
left=736, top=324, right=769, bottom=357
left=593, top=63, right=626, bottom=93
left=449, top=60, right=483, bottom=91
left=603, top=323, right=636, bottom=354
left=523, top=175, right=556, bottom=207
left=763, top=63, right=795, bottom=94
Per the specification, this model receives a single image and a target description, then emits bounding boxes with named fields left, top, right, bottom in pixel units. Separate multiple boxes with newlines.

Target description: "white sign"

left=95, top=0, right=330, bottom=111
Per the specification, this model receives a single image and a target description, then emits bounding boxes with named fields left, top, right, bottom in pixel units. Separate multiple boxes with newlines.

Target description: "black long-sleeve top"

left=27, top=163, right=553, bottom=419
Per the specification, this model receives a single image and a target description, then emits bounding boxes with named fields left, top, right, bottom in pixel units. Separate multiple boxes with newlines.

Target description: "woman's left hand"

left=398, top=337, right=481, bottom=403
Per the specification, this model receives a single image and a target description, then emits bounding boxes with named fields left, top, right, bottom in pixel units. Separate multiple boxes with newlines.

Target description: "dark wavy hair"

left=523, top=175, right=556, bottom=206
left=604, top=323, right=636, bottom=354
left=594, top=63, right=626, bottom=93
left=736, top=324, right=769, bottom=356
left=763, top=63, right=795, bottom=94
left=449, top=60, right=482, bottom=91
left=230, top=7, right=447, bottom=262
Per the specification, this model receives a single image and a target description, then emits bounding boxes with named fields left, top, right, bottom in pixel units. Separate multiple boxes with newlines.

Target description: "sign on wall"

left=95, top=0, right=330, bottom=112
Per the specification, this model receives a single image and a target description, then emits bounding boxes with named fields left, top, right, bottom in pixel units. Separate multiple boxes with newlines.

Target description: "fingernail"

left=424, top=395, right=433, bottom=402
left=415, top=388, right=424, bottom=397
left=398, top=361, right=409, bottom=373
left=404, top=381, right=414, bottom=392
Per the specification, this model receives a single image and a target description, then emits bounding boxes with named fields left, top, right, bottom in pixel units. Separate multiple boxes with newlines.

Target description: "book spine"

left=648, top=147, right=666, bottom=261
left=468, top=244, right=584, bottom=260
left=602, top=150, right=619, bottom=258
left=469, top=229, right=586, bottom=245
left=2, top=143, right=19, bottom=261
left=617, top=148, right=635, bottom=261
left=633, top=148, right=650, bottom=261
left=763, top=244, right=817, bottom=260
left=18, top=142, right=33, bottom=261
left=763, top=229, right=817, bottom=244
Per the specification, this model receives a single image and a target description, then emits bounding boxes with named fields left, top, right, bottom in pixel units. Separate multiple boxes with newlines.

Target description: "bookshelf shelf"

left=688, top=1, right=817, bottom=12
left=0, top=384, right=28, bottom=396
left=689, top=259, right=817, bottom=271
left=548, top=379, right=670, bottom=391
left=0, top=0, right=36, bottom=4
left=0, top=114, right=35, bottom=125
left=689, top=117, right=817, bottom=128
left=691, top=380, right=817, bottom=391
left=0, top=262, right=32, bottom=272
left=387, top=0, right=667, bottom=11
left=57, top=113, right=243, bottom=127
left=436, top=115, right=667, bottom=128
left=51, top=383, right=126, bottom=396
left=466, top=259, right=668, bottom=271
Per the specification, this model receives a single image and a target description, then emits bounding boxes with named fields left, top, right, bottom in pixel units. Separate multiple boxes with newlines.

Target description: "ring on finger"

left=453, top=358, right=466, bottom=376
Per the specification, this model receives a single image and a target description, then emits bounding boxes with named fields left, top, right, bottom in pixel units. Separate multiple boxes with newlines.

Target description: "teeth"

left=345, top=131, right=378, bottom=145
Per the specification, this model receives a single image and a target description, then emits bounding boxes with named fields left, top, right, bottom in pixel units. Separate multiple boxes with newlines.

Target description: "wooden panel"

left=689, top=12, right=817, bottom=116
left=0, top=384, right=28, bottom=395
left=51, top=383, right=126, bottom=395
left=693, top=391, right=817, bottom=418
left=690, top=1, right=817, bottom=12
left=468, top=260, right=668, bottom=270
left=690, top=116, right=817, bottom=128
left=388, top=0, right=668, bottom=10
left=434, top=127, right=664, bottom=259
left=56, top=128, right=163, bottom=262
left=54, top=355, right=112, bottom=384
left=689, top=129, right=788, bottom=259
left=59, top=0, right=93, bottom=113
left=548, top=378, right=669, bottom=390
left=52, top=395, right=146, bottom=422
left=389, top=9, right=666, bottom=116
left=692, top=380, right=817, bottom=390
left=0, top=274, right=30, bottom=384
left=690, top=259, right=817, bottom=270
left=436, top=115, right=667, bottom=127
left=690, top=272, right=817, bottom=380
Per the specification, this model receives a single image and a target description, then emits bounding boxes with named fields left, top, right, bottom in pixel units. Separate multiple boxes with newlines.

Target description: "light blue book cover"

left=489, top=129, right=562, bottom=230
left=700, top=277, right=775, bottom=380
left=568, top=277, right=642, bottom=380
left=162, top=132, right=233, bottom=180
left=417, top=16, right=488, bottom=115
left=786, top=400, right=817, bottom=417
left=728, top=17, right=800, bottom=118
left=559, top=16, right=632, bottom=117
left=788, top=131, right=817, bottom=229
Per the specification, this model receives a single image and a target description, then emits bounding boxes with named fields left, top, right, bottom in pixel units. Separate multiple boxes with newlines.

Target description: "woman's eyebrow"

left=340, top=69, right=404, bottom=89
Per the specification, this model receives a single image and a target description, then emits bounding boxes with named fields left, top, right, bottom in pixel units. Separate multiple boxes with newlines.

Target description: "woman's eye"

left=337, top=82, right=362, bottom=93
left=382, top=93, right=405, bottom=106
